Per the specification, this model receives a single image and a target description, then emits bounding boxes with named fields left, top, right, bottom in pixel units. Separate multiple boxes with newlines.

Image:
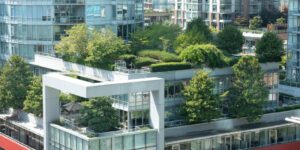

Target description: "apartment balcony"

left=279, top=80, right=300, bottom=98
left=289, top=10, right=300, bottom=15
left=49, top=123, right=158, bottom=150
left=288, top=27, right=300, bottom=33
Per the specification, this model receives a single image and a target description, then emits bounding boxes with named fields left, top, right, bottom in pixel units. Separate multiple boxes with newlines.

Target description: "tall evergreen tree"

left=23, top=76, right=43, bottom=116
left=228, top=56, right=268, bottom=122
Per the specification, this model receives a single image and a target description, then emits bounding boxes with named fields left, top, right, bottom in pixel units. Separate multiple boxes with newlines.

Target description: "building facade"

left=0, top=0, right=143, bottom=61
left=173, top=0, right=280, bottom=30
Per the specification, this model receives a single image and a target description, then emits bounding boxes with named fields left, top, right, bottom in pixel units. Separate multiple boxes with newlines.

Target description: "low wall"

left=165, top=109, right=300, bottom=138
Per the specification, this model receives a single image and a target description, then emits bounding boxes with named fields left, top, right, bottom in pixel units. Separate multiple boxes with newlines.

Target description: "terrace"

left=42, top=72, right=165, bottom=150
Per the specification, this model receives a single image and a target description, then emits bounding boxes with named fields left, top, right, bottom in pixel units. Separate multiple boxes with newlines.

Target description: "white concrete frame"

left=43, top=73, right=165, bottom=150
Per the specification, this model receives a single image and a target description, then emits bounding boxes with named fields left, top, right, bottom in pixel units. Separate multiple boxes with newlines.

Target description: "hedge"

left=138, top=50, right=181, bottom=62
left=118, top=54, right=136, bottom=64
left=150, top=62, right=192, bottom=72
left=133, top=57, right=156, bottom=68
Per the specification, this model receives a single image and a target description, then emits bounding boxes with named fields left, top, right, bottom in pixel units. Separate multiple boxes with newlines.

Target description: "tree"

left=256, top=32, right=283, bottom=62
left=234, top=16, right=249, bottom=27
left=23, top=77, right=42, bottom=117
left=79, top=97, right=119, bottom=132
left=175, top=18, right=212, bottom=53
left=85, top=29, right=129, bottom=70
left=216, top=26, right=244, bottom=54
left=260, top=7, right=281, bottom=26
left=180, top=44, right=227, bottom=68
left=228, top=56, right=268, bottom=122
left=0, top=55, right=33, bottom=111
left=55, top=24, right=89, bottom=64
left=249, top=16, right=262, bottom=30
left=183, top=70, right=221, bottom=124
left=131, top=23, right=181, bottom=52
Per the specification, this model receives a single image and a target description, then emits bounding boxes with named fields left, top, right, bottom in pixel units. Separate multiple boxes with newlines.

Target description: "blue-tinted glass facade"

left=0, top=0, right=143, bottom=61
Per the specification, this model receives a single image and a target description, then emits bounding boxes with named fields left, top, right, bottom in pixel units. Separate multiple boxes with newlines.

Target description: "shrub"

left=180, top=44, right=228, bottom=68
left=150, top=62, right=192, bottom=72
left=138, top=50, right=181, bottom=62
left=134, top=57, right=156, bottom=68
left=118, top=54, right=137, bottom=66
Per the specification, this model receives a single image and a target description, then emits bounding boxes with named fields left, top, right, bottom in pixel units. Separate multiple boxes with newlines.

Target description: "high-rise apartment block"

left=173, top=0, right=280, bottom=30
left=0, top=0, right=144, bottom=61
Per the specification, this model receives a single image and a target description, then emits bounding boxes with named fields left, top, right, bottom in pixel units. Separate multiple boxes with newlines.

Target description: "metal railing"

left=280, top=80, right=300, bottom=88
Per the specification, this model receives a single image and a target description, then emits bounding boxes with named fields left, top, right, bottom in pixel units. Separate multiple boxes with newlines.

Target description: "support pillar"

left=43, top=86, right=60, bottom=150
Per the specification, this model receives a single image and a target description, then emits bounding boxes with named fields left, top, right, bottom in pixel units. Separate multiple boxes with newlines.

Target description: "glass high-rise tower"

left=0, top=0, right=143, bottom=61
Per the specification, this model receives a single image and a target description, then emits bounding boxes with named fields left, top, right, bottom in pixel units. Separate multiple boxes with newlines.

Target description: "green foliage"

left=150, top=62, right=191, bottom=72
left=131, top=23, right=181, bottom=52
left=59, top=93, right=86, bottom=103
left=79, top=97, right=119, bottom=132
left=55, top=24, right=89, bottom=64
left=256, top=32, right=283, bottom=62
left=55, top=24, right=128, bottom=70
left=23, top=77, right=42, bottom=117
left=175, top=18, right=212, bottom=53
left=276, top=17, right=286, bottom=24
left=249, top=16, right=262, bottom=30
left=228, top=56, right=268, bottom=122
left=180, top=44, right=228, bottom=68
left=183, top=70, right=221, bottom=124
left=234, top=16, right=249, bottom=26
left=260, top=7, right=282, bottom=26
left=0, top=55, right=33, bottom=110
left=217, top=26, right=244, bottom=54
left=85, top=29, right=129, bottom=70
left=138, top=50, right=181, bottom=62
left=133, top=57, right=156, bottom=68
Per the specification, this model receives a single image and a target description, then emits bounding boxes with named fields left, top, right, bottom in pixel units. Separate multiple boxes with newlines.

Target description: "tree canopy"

left=174, top=18, right=212, bottom=53
left=131, top=23, right=181, bottom=52
left=260, top=7, right=282, bottom=26
left=249, top=16, right=262, bottom=30
left=55, top=24, right=89, bottom=64
left=216, top=26, right=244, bottom=54
left=0, top=55, right=33, bottom=110
left=23, top=76, right=43, bottom=117
left=228, top=56, right=268, bottom=122
left=183, top=70, right=221, bottom=124
left=79, top=97, right=119, bottom=132
left=55, top=24, right=128, bottom=70
left=256, top=32, right=283, bottom=62
left=180, top=44, right=227, bottom=68
left=85, top=30, right=129, bottom=70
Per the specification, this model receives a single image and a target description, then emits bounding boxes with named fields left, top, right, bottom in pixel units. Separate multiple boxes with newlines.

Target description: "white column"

left=149, top=80, right=164, bottom=149
left=43, top=86, right=60, bottom=150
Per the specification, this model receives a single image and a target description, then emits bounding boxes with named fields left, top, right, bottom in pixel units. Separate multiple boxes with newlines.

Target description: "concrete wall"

left=165, top=109, right=300, bottom=139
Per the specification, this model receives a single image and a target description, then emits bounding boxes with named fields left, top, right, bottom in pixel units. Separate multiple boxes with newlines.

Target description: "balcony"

left=49, top=123, right=158, bottom=150
left=279, top=80, right=300, bottom=97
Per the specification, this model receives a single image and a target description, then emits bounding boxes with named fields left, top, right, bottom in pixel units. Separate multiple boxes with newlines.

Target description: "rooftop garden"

left=54, top=17, right=284, bottom=73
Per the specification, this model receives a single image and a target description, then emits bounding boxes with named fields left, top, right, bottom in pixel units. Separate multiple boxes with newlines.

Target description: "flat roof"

left=166, top=121, right=293, bottom=144
left=0, top=114, right=43, bottom=137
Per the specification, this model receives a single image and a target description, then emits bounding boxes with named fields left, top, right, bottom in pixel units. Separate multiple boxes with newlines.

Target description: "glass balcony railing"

left=280, top=80, right=300, bottom=88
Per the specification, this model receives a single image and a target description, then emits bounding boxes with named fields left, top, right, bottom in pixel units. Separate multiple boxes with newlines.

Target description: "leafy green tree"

left=256, top=32, right=283, bottom=62
left=249, top=16, right=262, bottom=30
left=216, top=26, right=244, bottom=54
left=131, top=23, right=181, bottom=52
left=228, top=56, right=268, bottom=122
left=180, top=44, right=227, bottom=68
left=175, top=18, right=212, bottom=53
left=55, top=24, right=89, bottom=63
left=0, top=55, right=33, bottom=110
left=260, top=7, right=281, bottom=26
left=234, top=16, right=249, bottom=27
left=79, top=97, right=119, bottom=132
left=85, top=29, right=129, bottom=70
left=183, top=70, right=221, bottom=124
left=23, top=77, right=42, bottom=117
